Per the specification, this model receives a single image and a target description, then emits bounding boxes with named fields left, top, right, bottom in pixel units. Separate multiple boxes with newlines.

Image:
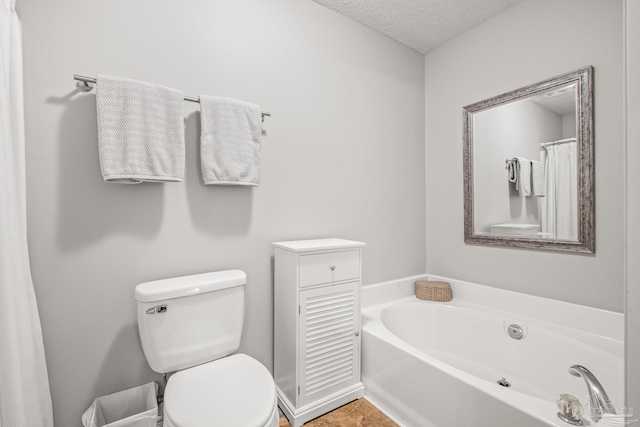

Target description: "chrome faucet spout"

left=569, top=365, right=616, bottom=422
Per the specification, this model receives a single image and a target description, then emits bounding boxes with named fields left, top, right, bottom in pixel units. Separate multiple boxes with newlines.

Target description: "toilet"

left=135, top=270, right=279, bottom=427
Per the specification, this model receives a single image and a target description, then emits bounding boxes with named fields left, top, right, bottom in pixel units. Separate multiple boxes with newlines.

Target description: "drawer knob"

left=330, top=266, right=336, bottom=271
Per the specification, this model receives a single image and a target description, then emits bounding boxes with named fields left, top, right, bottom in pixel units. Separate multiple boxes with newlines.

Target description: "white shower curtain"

left=0, top=1, right=54, bottom=426
left=541, top=142, right=578, bottom=240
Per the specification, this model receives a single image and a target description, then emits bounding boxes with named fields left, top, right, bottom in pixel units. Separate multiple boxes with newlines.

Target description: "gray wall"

left=562, top=113, right=577, bottom=139
left=424, top=0, right=624, bottom=312
left=17, top=0, right=426, bottom=425
left=625, top=0, right=640, bottom=412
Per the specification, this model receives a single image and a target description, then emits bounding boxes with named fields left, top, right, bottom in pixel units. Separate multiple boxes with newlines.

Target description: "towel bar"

left=73, top=74, right=271, bottom=121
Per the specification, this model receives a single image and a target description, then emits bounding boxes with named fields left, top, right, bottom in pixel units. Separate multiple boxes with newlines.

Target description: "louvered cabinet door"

left=298, top=280, right=360, bottom=407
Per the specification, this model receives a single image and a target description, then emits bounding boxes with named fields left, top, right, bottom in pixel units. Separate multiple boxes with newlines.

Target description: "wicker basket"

left=415, top=280, right=452, bottom=302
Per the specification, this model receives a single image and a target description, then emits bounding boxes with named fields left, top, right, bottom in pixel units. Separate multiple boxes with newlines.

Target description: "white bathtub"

left=361, top=275, right=624, bottom=427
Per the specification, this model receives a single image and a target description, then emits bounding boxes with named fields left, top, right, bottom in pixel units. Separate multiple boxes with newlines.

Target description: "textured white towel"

left=199, top=95, right=262, bottom=186
left=530, top=160, right=545, bottom=197
left=515, top=157, right=531, bottom=196
left=96, top=75, right=185, bottom=183
left=506, top=157, right=532, bottom=196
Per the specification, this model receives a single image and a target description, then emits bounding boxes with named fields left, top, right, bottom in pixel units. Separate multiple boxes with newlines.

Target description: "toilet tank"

left=135, top=270, right=246, bottom=373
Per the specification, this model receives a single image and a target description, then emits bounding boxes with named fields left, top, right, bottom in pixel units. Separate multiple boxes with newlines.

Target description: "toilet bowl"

left=135, top=270, right=278, bottom=427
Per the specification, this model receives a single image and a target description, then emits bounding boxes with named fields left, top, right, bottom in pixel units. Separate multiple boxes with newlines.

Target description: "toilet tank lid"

left=135, top=270, right=246, bottom=303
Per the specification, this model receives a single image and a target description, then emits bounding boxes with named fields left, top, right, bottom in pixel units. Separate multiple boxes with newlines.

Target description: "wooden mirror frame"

left=463, top=66, right=594, bottom=253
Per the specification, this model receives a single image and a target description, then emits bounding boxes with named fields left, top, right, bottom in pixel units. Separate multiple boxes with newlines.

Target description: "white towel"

left=506, top=157, right=532, bottom=196
left=515, top=157, right=531, bottom=196
left=96, top=75, right=185, bottom=183
left=530, top=160, right=545, bottom=197
left=506, top=159, right=518, bottom=183
left=199, top=95, right=262, bottom=186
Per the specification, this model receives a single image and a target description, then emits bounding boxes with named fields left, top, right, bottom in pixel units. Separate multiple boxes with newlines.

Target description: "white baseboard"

left=277, top=383, right=365, bottom=427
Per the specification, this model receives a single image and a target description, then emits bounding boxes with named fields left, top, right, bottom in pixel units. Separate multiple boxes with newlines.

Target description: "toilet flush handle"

left=146, top=305, right=168, bottom=314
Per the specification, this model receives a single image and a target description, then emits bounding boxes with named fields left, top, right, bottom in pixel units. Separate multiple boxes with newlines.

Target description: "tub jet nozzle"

left=497, top=378, right=511, bottom=387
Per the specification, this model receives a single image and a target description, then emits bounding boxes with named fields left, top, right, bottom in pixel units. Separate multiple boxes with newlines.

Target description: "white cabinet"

left=274, top=238, right=366, bottom=427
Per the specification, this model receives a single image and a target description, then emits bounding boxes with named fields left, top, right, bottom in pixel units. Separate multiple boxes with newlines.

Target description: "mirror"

left=463, top=67, right=594, bottom=253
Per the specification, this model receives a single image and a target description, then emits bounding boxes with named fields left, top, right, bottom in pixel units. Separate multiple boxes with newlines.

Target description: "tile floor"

left=278, top=398, right=398, bottom=427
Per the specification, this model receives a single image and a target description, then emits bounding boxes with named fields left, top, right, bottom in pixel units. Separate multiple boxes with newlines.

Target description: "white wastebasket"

left=81, top=382, right=159, bottom=427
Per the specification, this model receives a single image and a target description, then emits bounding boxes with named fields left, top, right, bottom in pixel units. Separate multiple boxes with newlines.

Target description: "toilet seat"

left=163, top=354, right=278, bottom=427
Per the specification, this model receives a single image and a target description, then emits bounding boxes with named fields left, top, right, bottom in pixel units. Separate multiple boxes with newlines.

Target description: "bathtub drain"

left=497, top=378, right=511, bottom=387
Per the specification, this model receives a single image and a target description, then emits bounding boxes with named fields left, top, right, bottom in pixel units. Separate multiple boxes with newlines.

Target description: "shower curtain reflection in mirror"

left=541, top=140, right=578, bottom=240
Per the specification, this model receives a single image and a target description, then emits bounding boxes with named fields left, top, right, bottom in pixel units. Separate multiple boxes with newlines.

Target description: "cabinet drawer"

left=299, top=250, right=360, bottom=287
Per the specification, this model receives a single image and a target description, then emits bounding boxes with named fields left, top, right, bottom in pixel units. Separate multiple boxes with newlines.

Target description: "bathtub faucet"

left=569, top=365, right=616, bottom=422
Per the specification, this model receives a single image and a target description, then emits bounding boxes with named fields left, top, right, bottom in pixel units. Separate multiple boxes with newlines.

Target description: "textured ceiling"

left=311, top=0, right=526, bottom=53
left=532, top=84, right=577, bottom=116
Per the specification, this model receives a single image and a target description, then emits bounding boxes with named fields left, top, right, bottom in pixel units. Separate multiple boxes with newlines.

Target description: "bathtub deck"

left=278, top=398, right=398, bottom=427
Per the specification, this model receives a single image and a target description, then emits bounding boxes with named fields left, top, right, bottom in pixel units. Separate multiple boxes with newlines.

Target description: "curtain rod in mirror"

left=541, top=137, right=576, bottom=148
